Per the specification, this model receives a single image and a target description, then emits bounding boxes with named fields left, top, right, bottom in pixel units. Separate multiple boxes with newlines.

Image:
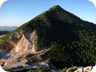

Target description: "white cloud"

left=0, top=0, right=7, bottom=8
left=89, top=0, right=96, bottom=7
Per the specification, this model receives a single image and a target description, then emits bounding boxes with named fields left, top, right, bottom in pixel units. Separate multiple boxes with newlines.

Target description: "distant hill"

left=0, top=31, right=9, bottom=35
left=0, top=26, right=17, bottom=31
left=0, top=5, right=96, bottom=71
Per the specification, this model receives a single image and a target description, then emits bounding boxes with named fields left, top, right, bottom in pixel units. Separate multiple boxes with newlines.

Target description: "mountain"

left=0, top=5, right=96, bottom=71
left=0, top=26, right=17, bottom=31
left=0, top=31, right=9, bottom=35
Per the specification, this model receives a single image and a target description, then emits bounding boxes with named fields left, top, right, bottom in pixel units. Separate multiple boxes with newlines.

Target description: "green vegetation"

left=27, top=68, right=44, bottom=72
left=43, top=5, right=96, bottom=67
left=1, top=5, right=96, bottom=69
left=9, top=68, right=44, bottom=72
left=59, top=68, right=67, bottom=72
left=59, top=67, right=77, bottom=72
left=0, top=10, right=47, bottom=46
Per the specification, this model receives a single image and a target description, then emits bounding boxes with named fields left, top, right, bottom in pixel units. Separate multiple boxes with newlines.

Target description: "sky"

left=0, top=0, right=96, bottom=26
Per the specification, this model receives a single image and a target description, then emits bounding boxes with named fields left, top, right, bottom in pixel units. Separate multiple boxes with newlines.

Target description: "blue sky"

left=0, top=0, right=96, bottom=26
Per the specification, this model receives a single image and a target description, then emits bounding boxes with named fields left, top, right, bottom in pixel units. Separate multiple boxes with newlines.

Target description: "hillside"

left=0, top=5, right=96, bottom=71
left=0, top=26, right=17, bottom=31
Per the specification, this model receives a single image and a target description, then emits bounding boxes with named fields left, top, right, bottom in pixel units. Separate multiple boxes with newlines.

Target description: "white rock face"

left=0, top=29, right=40, bottom=71
left=0, top=65, right=6, bottom=72
left=90, top=66, right=96, bottom=72
left=68, top=66, right=93, bottom=72
left=12, top=30, right=36, bottom=53
left=15, top=34, right=31, bottom=52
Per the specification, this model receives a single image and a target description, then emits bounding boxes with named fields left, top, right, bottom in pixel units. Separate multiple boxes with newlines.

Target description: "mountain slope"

left=0, top=5, right=96, bottom=71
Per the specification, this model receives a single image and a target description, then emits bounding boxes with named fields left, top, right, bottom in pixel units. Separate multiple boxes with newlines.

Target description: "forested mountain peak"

left=0, top=5, right=96, bottom=71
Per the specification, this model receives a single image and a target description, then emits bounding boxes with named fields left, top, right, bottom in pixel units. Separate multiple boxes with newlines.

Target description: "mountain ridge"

left=0, top=5, right=96, bottom=71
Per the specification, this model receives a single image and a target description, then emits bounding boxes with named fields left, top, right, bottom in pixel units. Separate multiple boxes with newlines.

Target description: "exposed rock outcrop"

left=0, top=5, right=96, bottom=72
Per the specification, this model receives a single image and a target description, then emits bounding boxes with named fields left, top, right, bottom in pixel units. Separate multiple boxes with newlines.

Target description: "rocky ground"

left=0, top=49, right=95, bottom=72
left=0, top=48, right=54, bottom=71
left=0, top=35, right=5, bottom=38
left=0, top=44, right=95, bottom=72
left=68, top=66, right=93, bottom=72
